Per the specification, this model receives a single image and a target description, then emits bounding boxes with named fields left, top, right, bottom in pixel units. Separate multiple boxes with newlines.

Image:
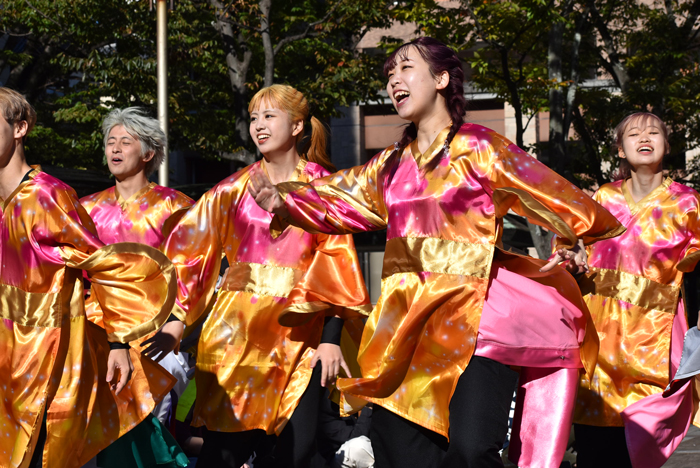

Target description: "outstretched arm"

left=477, top=131, right=623, bottom=267
left=251, top=152, right=392, bottom=236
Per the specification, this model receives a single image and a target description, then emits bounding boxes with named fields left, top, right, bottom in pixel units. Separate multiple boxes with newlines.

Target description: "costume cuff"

left=321, top=316, right=344, bottom=345
left=108, top=341, right=131, bottom=350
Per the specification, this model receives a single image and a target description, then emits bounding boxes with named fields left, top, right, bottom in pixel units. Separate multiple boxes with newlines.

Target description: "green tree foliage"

left=387, top=0, right=700, bottom=256
left=0, top=0, right=389, bottom=169
left=572, top=0, right=700, bottom=188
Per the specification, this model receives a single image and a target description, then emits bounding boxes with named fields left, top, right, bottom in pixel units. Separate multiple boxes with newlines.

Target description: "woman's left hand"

left=310, top=343, right=352, bottom=387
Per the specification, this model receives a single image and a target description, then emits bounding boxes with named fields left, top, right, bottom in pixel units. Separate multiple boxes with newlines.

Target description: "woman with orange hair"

left=248, top=37, right=625, bottom=468
left=163, top=84, right=371, bottom=468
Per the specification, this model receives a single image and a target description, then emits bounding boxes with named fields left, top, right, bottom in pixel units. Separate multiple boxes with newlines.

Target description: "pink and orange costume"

left=0, top=168, right=178, bottom=468
left=575, top=178, right=700, bottom=467
left=80, top=182, right=194, bottom=421
left=80, top=182, right=193, bottom=251
left=270, top=124, right=624, bottom=467
left=162, top=159, right=371, bottom=434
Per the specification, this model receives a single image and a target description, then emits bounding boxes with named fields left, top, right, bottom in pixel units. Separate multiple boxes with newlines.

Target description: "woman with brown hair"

left=573, top=112, right=700, bottom=468
left=249, top=37, right=624, bottom=467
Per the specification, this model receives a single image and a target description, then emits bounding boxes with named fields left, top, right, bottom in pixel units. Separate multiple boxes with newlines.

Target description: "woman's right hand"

left=248, top=167, right=289, bottom=217
left=540, top=239, right=588, bottom=274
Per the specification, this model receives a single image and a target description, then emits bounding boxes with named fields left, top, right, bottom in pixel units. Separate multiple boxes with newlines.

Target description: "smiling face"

left=105, top=125, right=153, bottom=180
left=249, top=99, right=303, bottom=157
left=619, top=116, right=667, bottom=173
left=385, top=46, right=449, bottom=124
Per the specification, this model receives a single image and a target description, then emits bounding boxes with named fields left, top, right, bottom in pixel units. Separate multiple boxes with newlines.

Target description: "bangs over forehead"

left=248, top=90, right=280, bottom=114
left=383, top=44, right=430, bottom=77
left=614, top=112, right=670, bottom=155
left=622, top=113, right=665, bottom=133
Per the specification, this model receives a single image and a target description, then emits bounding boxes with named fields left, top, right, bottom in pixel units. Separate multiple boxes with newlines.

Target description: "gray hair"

left=102, top=107, right=166, bottom=177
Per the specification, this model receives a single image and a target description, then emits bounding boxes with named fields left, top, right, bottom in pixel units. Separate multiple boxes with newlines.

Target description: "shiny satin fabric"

left=576, top=178, right=700, bottom=427
left=509, top=367, right=580, bottom=468
left=274, top=123, right=624, bottom=438
left=476, top=251, right=597, bottom=375
left=81, top=183, right=193, bottom=331
left=474, top=251, right=598, bottom=468
left=621, top=302, right=695, bottom=468
left=163, top=159, right=370, bottom=434
left=0, top=168, right=177, bottom=468
left=81, top=182, right=194, bottom=247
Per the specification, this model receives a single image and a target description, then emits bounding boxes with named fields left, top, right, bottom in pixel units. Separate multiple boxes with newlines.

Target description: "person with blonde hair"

left=0, top=89, right=179, bottom=467
left=574, top=112, right=700, bottom=468
left=248, top=38, right=625, bottom=468
left=163, top=84, right=371, bottom=467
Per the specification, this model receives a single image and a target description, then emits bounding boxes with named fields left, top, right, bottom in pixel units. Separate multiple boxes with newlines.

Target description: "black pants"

left=574, top=424, right=632, bottom=468
left=29, top=413, right=48, bottom=468
left=197, top=365, right=323, bottom=468
left=370, top=356, right=519, bottom=468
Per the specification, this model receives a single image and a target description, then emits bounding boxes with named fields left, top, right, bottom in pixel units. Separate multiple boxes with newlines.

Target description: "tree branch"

left=681, top=0, right=700, bottom=39
left=272, top=0, right=345, bottom=55
left=587, top=0, right=629, bottom=93
left=463, top=5, right=504, bottom=49
left=0, top=30, right=34, bottom=37
left=24, top=0, right=64, bottom=29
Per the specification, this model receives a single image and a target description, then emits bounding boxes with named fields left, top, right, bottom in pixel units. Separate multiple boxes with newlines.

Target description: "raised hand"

left=248, top=167, right=288, bottom=217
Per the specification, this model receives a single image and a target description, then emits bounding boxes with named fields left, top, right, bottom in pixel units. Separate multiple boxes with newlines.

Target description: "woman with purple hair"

left=250, top=37, right=623, bottom=467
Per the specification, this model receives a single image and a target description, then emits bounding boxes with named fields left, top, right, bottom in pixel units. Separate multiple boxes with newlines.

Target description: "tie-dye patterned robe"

left=163, top=159, right=371, bottom=434
left=0, top=168, right=177, bottom=468
left=80, top=182, right=193, bottom=331
left=272, top=123, right=624, bottom=438
left=576, top=178, right=700, bottom=425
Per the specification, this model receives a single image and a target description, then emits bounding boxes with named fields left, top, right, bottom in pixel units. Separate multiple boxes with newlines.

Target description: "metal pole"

left=156, top=0, right=169, bottom=187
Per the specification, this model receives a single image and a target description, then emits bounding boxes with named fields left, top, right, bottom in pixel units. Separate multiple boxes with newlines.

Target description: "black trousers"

left=370, top=355, right=519, bottom=468
left=29, top=413, right=48, bottom=468
left=197, top=365, right=323, bottom=468
left=574, top=424, right=632, bottom=468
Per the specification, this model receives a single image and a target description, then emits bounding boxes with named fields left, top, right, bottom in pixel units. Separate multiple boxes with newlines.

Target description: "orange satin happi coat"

left=576, top=178, right=700, bottom=426
left=0, top=168, right=178, bottom=468
left=80, top=182, right=193, bottom=331
left=163, top=159, right=371, bottom=434
left=273, top=123, right=624, bottom=437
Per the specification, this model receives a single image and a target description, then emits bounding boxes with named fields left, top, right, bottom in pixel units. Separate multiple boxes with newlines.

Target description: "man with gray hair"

left=81, top=107, right=194, bottom=465
left=0, top=90, right=181, bottom=468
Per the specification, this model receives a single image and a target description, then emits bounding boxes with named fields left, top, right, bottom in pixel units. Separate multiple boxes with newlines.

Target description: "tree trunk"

left=259, top=0, right=274, bottom=87
left=564, top=7, right=589, bottom=138
left=527, top=221, right=555, bottom=260
left=209, top=0, right=255, bottom=159
left=548, top=21, right=565, bottom=175
left=501, top=49, right=525, bottom=149
left=588, top=0, right=630, bottom=94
